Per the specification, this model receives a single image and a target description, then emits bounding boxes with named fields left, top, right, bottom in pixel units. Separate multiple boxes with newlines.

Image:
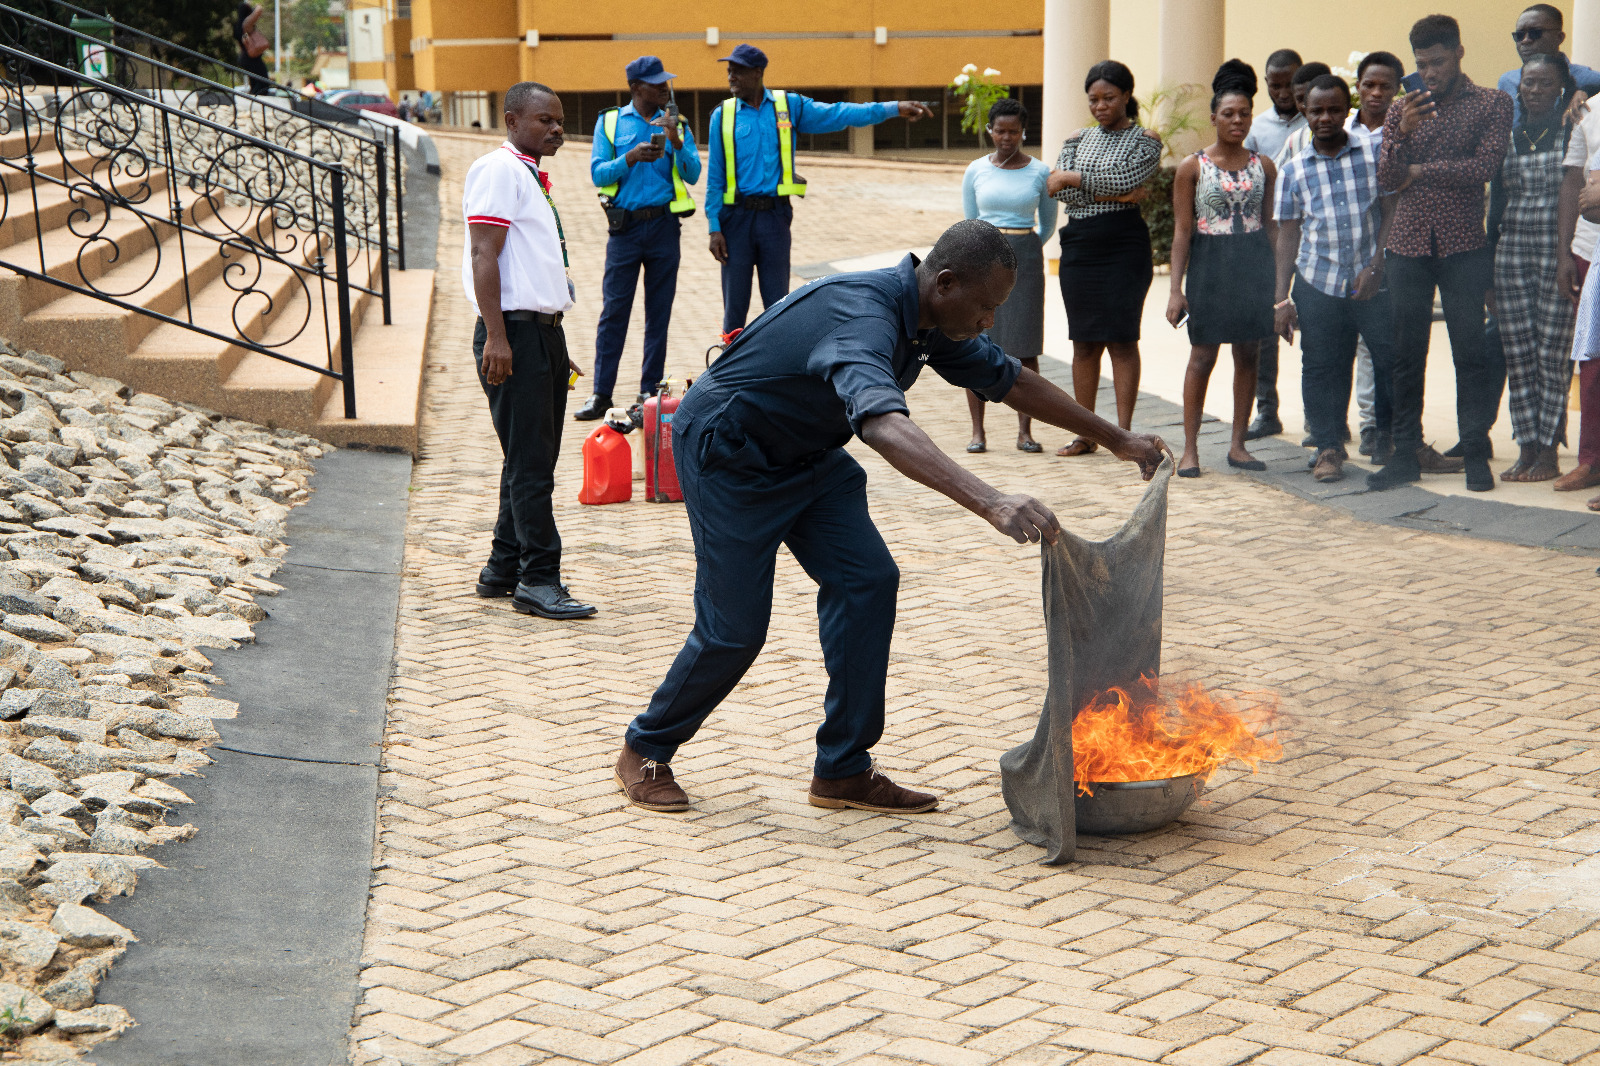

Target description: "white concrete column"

left=1158, top=0, right=1224, bottom=157
left=1042, top=0, right=1109, bottom=174
left=849, top=86, right=875, bottom=158
left=1574, top=0, right=1600, bottom=68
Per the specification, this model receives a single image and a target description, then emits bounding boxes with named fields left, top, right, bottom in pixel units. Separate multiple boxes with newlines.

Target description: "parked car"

left=321, top=90, right=398, bottom=119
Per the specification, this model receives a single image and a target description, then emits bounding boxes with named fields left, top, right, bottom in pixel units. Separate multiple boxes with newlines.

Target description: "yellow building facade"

left=389, top=0, right=1590, bottom=153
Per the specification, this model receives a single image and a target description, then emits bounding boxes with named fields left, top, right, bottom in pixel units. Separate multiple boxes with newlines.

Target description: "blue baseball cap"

left=625, top=55, right=675, bottom=84
left=718, top=43, right=768, bottom=70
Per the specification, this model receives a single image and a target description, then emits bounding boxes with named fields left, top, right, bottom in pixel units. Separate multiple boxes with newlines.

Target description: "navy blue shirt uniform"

left=625, top=255, right=1021, bottom=780
left=585, top=56, right=701, bottom=406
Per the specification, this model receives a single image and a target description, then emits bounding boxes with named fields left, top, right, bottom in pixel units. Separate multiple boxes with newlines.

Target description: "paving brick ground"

left=350, top=133, right=1600, bottom=1066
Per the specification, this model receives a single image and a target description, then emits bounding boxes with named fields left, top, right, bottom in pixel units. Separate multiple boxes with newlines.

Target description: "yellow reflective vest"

left=597, top=107, right=696, bottom=216
left=720, top=89, right=807, bottom=204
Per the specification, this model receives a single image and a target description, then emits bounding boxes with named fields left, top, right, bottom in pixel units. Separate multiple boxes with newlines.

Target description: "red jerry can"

left=643, top=387, right=683, bottom=503
left=578, top=412, right=633, bottom=505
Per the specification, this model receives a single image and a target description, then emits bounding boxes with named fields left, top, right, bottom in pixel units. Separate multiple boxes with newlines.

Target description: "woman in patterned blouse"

left=1046, top=60, right=1162, bottom=458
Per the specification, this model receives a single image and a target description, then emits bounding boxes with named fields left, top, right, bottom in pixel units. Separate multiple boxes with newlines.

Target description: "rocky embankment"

left=0, top=341, right=322, bottom=1059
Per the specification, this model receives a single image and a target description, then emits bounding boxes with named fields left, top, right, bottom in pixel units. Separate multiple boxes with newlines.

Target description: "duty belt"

left=731, top=195, right=780, bottom=211
left=502, top=310, right=563, bottom=326
left=624, top=204, right=669, bottom=224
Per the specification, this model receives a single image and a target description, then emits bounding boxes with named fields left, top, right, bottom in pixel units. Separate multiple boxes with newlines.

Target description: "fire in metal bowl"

left=1074, top=774, right=1203, bottom=836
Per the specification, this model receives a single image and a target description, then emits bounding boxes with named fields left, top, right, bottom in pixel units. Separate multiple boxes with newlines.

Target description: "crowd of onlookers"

left=963, top=5, right=1600, bottom=511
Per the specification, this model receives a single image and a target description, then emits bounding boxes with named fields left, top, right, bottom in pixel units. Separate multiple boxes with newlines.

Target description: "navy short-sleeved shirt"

left=681, top=254, right=1021, bottom=470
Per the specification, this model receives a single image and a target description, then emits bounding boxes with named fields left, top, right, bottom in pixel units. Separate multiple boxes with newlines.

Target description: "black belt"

left=503, top=310, right=563, bottom=325
left=731, top=195, right=781, bottom=211
left=625, top=204, right=669, bottom=224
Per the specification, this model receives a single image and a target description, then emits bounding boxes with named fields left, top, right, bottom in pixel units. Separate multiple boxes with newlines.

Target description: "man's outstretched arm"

left=858, top=412, right=1064, bottom=544
left=999, top=367, right=1167, bottom=477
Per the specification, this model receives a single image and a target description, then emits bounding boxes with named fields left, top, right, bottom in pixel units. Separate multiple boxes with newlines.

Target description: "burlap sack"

left=999, top=457, right=1172, bottom=864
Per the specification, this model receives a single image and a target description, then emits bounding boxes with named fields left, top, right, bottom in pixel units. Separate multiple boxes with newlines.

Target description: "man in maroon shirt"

left=1371, top=15, right=1513, bottom=493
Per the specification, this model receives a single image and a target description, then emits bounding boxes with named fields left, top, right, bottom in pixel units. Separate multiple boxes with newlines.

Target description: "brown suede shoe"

left=1312, top=448, right=1345, bottom=483
left=614, top=742, right=689, bottom=812
left=808, top=763, right=938, bottom=814
left=1554, top=463, right=1600, bottom=492
left=1416, top=443, right=1465, bottom=474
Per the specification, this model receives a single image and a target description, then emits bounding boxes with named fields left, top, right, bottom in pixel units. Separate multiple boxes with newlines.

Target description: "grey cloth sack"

left=1000, top=457, right=1172, bottom=864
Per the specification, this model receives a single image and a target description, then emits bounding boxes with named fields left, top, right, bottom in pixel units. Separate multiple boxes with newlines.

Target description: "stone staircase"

left=0, top=124, right=432, bottom=454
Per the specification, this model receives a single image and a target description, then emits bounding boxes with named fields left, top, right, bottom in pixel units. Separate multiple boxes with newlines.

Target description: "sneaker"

left=1245, top=415, right=1284, bottom=441
left=1416, top=443, right=1465, bottom=474
left=808, top=761, right=937, bottom=814
left=1312, top=448, right=1345, bottom=482
left=614, top=742, right=690, bottom=812
left=1358, top=426, right=1377, bottom=456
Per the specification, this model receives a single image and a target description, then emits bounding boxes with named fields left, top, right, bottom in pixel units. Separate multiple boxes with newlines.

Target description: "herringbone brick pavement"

left=351, top=133, right=1600, bottom=1066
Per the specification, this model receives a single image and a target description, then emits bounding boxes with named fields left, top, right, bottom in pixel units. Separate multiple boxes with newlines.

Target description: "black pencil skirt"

left=1057, top=208, right=1153, bottom=344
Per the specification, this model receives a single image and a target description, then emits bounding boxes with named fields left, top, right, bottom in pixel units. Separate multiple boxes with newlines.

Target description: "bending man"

left=616, top=220, right=1166, bottom=815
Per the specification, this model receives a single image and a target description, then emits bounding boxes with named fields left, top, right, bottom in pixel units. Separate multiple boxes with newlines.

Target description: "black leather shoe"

left=1367, top=461, right=1420, bottom=491
left=1358, top=427, right=1377, bottom=456
left=475, top=567, right=517, bottom=598
left=1245, top=416, right=1283, bottom=441
left=513, top=583, right=597, bottom=619
left=1465, top=456, right=1494, bottom=492
left=1443, top=440, right=1494, bottom=460
left=573, top=394, right=612, bottom=421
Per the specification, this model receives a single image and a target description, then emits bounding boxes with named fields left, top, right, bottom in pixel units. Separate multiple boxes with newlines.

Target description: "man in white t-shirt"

left=463, top=82, right=595, bottom=619
left=1553, top=106, right=1600, bottom=494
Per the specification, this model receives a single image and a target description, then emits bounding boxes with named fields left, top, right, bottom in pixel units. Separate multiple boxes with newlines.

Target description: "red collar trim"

left=501, top=144, right=551, bottom=191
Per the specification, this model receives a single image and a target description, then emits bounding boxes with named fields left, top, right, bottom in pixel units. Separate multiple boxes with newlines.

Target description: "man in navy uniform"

left=575, top=56, right=702, bottom=421
left=615, top=220, right=1168, bottom=814
left=708, top=43, right=934, bottom=334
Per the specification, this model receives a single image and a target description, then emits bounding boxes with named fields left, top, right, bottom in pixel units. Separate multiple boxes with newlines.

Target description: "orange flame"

left=1072, top=674, right=1283, bottom=796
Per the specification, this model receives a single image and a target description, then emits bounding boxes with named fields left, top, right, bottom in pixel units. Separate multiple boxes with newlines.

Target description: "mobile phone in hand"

left=1172, top=312, right=1189, bottom=330
left=1400, top=72, right=1427, bottom=96
left=650, top=131, right=666, bottom=149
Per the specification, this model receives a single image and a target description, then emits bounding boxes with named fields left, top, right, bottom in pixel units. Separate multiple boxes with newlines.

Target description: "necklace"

left=1520, top=125, right=1553, bottom=153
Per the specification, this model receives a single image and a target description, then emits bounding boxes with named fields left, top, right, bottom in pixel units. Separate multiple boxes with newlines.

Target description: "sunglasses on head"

left=1512, top=27, right=1552, bottom=42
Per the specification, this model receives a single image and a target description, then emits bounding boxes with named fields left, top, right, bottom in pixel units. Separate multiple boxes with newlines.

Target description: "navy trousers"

left=1293, top=274, right=1397, bottom=452
left=626, top=408, right=898, bottom=780
left=719, top=201, right=794, bottom=333
left=592, top=214, right=681, bottom=398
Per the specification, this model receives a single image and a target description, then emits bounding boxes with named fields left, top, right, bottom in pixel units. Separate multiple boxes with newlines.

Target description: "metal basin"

left=1074, top=775, right=1202, bottom=835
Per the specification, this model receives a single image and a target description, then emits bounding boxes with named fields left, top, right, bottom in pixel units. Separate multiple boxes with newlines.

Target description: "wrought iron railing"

left=0, top=0, right=403, bottom=315
left=0, top=45, right=360, bottom=416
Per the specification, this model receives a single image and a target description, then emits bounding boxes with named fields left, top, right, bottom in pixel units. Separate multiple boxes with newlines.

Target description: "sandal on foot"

left=1018, top=439, right=1043, bottom=453
left=1177, top=466, right=1201, bottom=478
left=1057, top=438, right=1097, bottom=457
left=966, top=441, right=987, bottom=453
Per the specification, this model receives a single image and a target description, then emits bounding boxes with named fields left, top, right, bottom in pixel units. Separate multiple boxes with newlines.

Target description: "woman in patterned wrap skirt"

left=1492, top=52, right=1578, bottom=482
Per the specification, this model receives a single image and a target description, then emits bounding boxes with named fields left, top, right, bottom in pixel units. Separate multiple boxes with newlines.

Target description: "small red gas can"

left=578, top=414, right=633, bottom=505
left=643, top=387, right=682, bottom=503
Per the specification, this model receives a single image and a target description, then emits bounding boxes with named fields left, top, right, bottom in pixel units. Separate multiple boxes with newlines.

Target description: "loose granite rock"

left=0, top=340, right=324, bottom=1056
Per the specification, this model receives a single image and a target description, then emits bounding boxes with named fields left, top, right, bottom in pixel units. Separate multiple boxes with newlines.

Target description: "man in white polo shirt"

left=464, top=81, right=596, bottom=619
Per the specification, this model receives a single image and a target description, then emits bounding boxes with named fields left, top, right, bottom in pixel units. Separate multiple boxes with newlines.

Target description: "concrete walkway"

left=96, top=448, right=411, bottom=1066
left=349, top=136, right=1600, bottom=1066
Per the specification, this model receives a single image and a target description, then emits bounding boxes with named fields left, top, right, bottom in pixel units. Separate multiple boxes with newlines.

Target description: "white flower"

left=953, top=73, right=970, bottom=87
left=983, top=67, right=1001, bottom=77
left=1348, top=50, right=1368, bottom=66
left=962, top=63, right=977, bottom=74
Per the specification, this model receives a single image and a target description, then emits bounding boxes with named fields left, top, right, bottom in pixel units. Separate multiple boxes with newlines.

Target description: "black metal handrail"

left=0, top=45, right=360, bottom=416
left=0, top=0, right=403, bottom=314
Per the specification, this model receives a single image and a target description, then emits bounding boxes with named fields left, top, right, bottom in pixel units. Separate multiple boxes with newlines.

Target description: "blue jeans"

left=626, top=391, right=898, bottom=779
left=1294, top=273, right=1397, bottom=452
left=592, top=213, right=681, bottom=398
left=719, top=200, right=794, bottom=333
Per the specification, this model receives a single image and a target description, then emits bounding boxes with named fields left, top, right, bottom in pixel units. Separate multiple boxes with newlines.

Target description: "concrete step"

left=315, top=267, right=433, bottom=453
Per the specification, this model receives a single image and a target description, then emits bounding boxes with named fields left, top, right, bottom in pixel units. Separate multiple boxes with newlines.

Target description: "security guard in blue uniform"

left=708, top=43, right=934, bottom=334
left=575, top=56, right=702, bottom=421
left=613, top=221, right=1168, bottom=815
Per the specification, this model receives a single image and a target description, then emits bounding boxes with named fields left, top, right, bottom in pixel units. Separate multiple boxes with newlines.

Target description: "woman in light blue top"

left=961, top=97, right=1058, bottom=453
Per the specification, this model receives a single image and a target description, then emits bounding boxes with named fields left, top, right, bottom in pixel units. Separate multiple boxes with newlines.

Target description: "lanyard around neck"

left=519, top=160, right=569, bottom=269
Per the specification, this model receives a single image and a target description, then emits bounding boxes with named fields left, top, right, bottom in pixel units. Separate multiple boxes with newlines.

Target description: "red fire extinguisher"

left=643, top=383, right=682, bottom=503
